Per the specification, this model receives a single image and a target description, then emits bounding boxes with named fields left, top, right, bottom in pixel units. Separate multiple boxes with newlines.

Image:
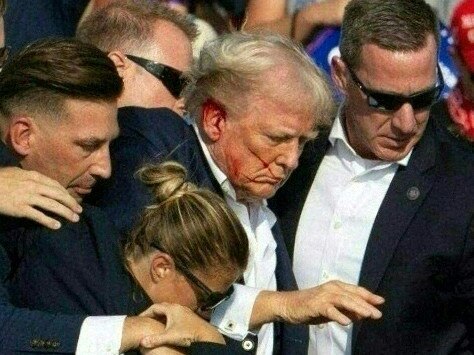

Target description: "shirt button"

left=334, top=221, right=342, bottom=229
left=224, top=320, right=235, bottom=331
left=317, top=324, right=325, bottom=329
left=242, top=339, right=255, bottom=351
left=322, top=271, right=329, bottom=281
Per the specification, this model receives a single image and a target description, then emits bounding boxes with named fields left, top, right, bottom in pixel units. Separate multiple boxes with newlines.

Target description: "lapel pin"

left=406, top=186, right=420, bottom=201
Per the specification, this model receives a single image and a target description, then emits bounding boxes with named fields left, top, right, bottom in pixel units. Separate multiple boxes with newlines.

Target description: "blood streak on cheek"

left=248, top=148, right=279, bottom=179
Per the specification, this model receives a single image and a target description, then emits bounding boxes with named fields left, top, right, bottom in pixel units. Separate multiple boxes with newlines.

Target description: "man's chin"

left=237, top=184, right=279, bottom=202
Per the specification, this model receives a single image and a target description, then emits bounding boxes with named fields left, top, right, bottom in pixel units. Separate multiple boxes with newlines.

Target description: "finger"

left=30, top=195, right=81, bottom=223
left=325, top=305, right=352, bottom=325
left=21, top=207, right=62, bottom=230
left=36, top=186, right=82, bottom=215
left=338, top=283, right=385, bottom=304
left=25, top=172, right=83, bottom=214
left=140, top=303, right=170, bottom=318
left=337, top=294, right=382, bottom=319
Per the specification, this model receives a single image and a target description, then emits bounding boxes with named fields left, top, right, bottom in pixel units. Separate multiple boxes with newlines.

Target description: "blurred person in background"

left=244, top=0, right=350, bottom=43
left=432, top=0, right=474, bottom=144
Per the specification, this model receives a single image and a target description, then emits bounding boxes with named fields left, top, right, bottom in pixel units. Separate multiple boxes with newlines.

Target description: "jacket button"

left=30, top=339, right=40, bottom=348
left=51, top=340, right=60, bottom=348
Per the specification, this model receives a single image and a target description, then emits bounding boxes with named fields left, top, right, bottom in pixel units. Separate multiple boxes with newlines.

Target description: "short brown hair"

left=0, top=38, right=123, bottom=124
left=77, top=0, right=197, bottom=54
left=124, top=161, right=249, bottom=275
left=340, top=0, right=439, bottom=69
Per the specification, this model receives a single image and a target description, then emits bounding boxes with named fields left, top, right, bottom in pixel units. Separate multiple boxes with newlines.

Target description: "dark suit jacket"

left=270, top=118, right=474, bottom=354
left=90, top=107, right=309, bottom=354
left=0, top=141, right=85, bottom=354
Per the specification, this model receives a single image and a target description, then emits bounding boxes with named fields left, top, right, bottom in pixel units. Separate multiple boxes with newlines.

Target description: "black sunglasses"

left=150, top=242, right=234, bottom=311
left=126, top=54, right=187, bottom=99
left=346, top=63, right=444, bottom=112
left=0, top=46, right=10, bottom=68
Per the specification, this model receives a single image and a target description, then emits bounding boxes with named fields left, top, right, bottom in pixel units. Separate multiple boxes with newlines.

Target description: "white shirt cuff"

left=210, top=284, right=260, bottom=341
left=76, top=315, right=126, bottom=355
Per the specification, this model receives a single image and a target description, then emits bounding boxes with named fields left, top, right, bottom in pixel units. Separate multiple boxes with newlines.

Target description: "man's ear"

left=8, top=116, right=35, bottom=157
left=331, top=56, right=350, bottom=96
left=150, top=252, right=176, bottom=284
left=108, top=50, right=130, bottom=78
left=201, top=99, right=227, bottom=142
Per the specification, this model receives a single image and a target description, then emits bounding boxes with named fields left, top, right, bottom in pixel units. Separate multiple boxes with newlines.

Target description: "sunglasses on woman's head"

left=150, top=242, right=234, bottom=311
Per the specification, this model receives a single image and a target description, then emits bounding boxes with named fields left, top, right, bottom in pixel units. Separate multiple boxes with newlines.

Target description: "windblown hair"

left=340, top=0, right=439, bottom=69
left=77, top=0, right=197, bottom=54
left=185, top=31, right=335, bottom=132
left=0, top=0, right=5, bottom=16
left=0, top=38, right=123, bottom=124
left=124, top=161, right=249, bottom=275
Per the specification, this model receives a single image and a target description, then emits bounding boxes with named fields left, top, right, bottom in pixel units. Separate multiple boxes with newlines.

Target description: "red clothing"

left=446, top=84, right=474, bottom=140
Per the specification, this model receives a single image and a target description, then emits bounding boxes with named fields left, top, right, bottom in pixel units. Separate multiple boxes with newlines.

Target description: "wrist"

left=120, top=316, right=165, bottom=352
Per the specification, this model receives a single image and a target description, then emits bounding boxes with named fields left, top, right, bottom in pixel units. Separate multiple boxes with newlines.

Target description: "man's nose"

left=391, top=103, right=417, bottom=134
left=90, top=145, right=112, bottom=179
left=279, top=140, right=300, bottom=171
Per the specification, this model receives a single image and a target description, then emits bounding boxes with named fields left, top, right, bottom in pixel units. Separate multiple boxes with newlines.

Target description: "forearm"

left=244, top=0, right=290, bottom=36
left=120, top=316, right=165, bottom=352
left=248, top=290, right=291, bottom=329
left=294, top=0, right=348, bottom=41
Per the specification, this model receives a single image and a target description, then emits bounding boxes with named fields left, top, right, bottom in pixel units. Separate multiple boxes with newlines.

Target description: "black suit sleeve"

left=0, top=244, right=85, bottom=353
left=188, top=336, right=256, bottom=355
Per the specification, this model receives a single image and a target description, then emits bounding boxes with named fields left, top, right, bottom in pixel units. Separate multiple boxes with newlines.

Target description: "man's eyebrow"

left=74, top=137, right=107, bottom=146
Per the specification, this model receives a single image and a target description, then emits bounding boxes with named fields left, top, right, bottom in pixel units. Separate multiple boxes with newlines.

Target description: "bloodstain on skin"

left=203, top=98, right=226, bottom=119
left=229, top=156, right=242, bottom=180
left=247, top=147, right=280, bottom=180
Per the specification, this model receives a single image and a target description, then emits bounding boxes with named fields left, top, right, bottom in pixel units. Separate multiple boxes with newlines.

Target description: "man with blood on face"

left=270, top=0, right=474, bottom=353
left=187, top=38, right=333, bottom=203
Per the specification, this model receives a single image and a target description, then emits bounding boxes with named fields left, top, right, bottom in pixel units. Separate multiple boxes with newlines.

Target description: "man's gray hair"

left=185, top=31, right=335, bottom=131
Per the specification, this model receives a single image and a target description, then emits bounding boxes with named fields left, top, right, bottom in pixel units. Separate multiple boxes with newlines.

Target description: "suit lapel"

left=352, top=123, right=438, bottom=345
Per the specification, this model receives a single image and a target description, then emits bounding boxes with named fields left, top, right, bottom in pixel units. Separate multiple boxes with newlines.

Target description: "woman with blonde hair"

left=7, top=161, right=250, bottom=353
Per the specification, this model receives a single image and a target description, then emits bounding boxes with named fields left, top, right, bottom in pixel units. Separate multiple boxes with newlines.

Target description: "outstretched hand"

left=252, top=280, right=384, bottom=328
left=140, top=303, right=225, bottom=350
left=0, top=167, right=82, bottom=229
left=281, top=280, right=384, bottom=325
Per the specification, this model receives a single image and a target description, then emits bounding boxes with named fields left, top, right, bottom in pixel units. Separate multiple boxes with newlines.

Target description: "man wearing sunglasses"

left=270, top=0, right=474, bottom=354
left=77, top=0, right=194, bottom=117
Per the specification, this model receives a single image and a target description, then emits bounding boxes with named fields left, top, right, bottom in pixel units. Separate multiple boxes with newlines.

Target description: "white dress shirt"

left=293, top=112, right=411, bottom=354
left=76, top=315, right=125, bottom=354
left=193, top=125, right=277, bottom=355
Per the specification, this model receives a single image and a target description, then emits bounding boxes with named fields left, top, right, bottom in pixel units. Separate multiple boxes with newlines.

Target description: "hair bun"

left=136, top=161, right=195, bottom=204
